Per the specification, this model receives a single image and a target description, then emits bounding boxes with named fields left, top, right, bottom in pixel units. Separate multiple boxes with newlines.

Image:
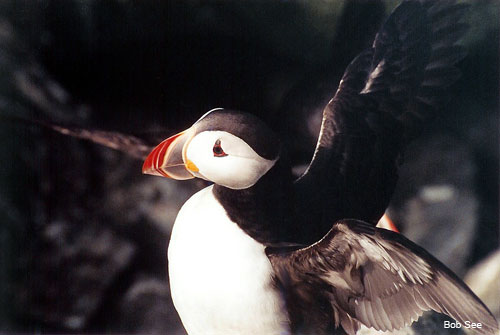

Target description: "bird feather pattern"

left=293, top=0, right=470, bottom=244
left=267, top=219, right=499, bottom=335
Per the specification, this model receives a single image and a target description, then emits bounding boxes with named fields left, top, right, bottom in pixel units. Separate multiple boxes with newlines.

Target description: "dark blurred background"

left=0, top=0, right=498, bottom=334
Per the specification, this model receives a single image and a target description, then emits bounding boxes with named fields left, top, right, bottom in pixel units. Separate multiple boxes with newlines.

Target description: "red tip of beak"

left=142, top=131, right=186, bottom=177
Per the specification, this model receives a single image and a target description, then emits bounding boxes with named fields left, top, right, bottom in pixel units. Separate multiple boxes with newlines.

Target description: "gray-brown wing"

left=267, top=220, right=499, bottom=335
left=292, top=0, right=469, bottom=244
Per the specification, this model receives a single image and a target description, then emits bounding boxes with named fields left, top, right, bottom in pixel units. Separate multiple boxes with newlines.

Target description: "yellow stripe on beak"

left=185, top=159, right=199, bottom=172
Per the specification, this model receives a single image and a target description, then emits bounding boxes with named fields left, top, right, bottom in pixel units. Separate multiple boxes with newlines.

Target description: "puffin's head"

left=142, top=108, right=280, bottom=189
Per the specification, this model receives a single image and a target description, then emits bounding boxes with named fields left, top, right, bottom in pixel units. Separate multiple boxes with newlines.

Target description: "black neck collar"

left=212, top=158, right=295, bottom=245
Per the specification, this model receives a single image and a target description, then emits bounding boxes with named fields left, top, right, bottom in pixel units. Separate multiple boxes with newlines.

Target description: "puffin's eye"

left=213, top=139, right=228, bottom=157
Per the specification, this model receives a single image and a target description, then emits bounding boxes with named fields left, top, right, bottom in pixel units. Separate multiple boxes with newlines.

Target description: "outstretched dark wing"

left=293, top=0, right=468, bottom=243
left=267, top=219, right=499, bottom=335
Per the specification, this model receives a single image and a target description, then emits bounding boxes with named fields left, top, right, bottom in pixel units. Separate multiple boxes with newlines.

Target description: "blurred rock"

left=16, top=221, right=136, bottom=331
left=116, top=277, right=185, bottom=335
left=97, top=149, right=205, bottom=275
left=465, top=248, right=500, bottom=320
left=104, top=175, right=204, bottom=236
left=400, top=189, right=477, bottom=275
left=389, top=135, right=478, bottom=275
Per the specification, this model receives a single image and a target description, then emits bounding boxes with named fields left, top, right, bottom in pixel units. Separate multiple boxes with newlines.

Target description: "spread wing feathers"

left=361, top=0, right=469, bottom=140
left=268, top=220, right=499, bottom=335
left=293, top=0, right=469, bottom=241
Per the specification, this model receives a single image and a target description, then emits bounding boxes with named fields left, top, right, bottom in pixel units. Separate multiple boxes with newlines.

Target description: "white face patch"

left=185, top=130, right=277, bottom=189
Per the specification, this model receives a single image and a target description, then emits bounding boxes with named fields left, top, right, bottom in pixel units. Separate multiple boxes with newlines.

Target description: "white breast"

left=168, top=185, right=290, bottom=335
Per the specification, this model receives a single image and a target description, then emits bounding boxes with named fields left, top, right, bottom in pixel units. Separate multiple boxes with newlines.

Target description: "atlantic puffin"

left=141, top=1, right=499, bottom=334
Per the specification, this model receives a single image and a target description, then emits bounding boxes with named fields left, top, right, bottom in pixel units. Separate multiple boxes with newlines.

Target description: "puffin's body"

left=146, top=108, right=499, bottom=335
left=168, top=185, right=289, bottom=335
left=140, top=1, right=499, bottom=334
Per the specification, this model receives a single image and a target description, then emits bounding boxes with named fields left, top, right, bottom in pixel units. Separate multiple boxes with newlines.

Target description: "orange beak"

left=142, top=129, right=196, bottom=180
